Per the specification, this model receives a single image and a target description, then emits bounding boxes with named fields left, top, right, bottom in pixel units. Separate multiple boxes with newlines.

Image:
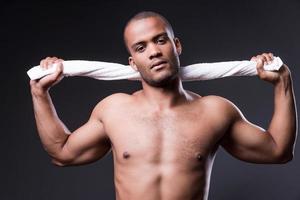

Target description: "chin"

left=144, top=70, right=178, bottom=87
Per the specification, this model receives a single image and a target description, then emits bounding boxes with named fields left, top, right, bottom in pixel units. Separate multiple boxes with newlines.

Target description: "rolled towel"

left=27, top=56, right=283, bottom=81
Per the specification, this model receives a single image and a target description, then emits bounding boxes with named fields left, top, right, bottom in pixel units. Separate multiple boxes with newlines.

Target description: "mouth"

left=151, top=60, right=168, bottom=69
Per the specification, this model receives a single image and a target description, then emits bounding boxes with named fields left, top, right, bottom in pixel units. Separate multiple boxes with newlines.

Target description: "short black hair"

left=123, top=11, right=175, bottom=53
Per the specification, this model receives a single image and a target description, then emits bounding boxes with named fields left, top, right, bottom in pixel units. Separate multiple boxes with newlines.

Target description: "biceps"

left=54, top=118, right=111, bottom=166
left=221, top=119, right=277, bottom=163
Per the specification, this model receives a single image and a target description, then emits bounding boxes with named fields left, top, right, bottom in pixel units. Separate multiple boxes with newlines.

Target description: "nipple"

left=123, top=151, right=130, bottom=159
left=197, top=153, right=203, bottom=161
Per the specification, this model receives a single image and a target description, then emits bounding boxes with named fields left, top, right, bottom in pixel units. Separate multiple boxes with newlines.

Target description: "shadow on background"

left=1, top=0, right=299, bottom=199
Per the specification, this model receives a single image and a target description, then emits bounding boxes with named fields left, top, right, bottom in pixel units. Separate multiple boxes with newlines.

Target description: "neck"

left=140, top=77, right=188, bottom=109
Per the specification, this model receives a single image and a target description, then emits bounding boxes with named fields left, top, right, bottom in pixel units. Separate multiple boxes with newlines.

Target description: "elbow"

left=51, top=159, right=68, bottom=167
left=273, top=151, right=294, bottom=164
left=51, top=157, right=73, bottom=167
left=48, top=149, right=74, bottom=167
left=280, top=153, right=294, bottom=163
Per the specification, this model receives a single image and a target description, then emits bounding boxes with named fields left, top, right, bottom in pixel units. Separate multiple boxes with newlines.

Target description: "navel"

left=123, top=151, right=130, bottom=159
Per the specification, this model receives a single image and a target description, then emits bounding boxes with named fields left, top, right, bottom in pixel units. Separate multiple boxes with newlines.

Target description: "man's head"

left=123, top=11, right=182, bottom=87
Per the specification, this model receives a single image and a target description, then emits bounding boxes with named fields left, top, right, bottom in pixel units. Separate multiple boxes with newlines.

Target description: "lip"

left=151, top=60, right=168, bottom=69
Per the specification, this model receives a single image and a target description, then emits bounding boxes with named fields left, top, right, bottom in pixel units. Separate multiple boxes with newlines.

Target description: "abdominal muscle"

left=112, top=148, right=216, bottom=200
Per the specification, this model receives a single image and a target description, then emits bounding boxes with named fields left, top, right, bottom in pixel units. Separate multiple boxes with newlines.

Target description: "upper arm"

left=53, top=102, right=111, bottom=166
left=220, top=101, right=279, bottom=164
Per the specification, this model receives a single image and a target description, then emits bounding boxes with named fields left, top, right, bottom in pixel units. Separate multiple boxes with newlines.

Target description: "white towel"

left=27, top=56, right=283, bottom=81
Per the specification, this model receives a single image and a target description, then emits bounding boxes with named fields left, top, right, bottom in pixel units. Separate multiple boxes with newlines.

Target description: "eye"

left=135, top=45, right=145, bottom=53
left=157, top=36, right=167, bottom=44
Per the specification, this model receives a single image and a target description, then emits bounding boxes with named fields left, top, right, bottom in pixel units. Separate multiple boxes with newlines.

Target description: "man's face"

left=124, top=17, right=182, bottom=87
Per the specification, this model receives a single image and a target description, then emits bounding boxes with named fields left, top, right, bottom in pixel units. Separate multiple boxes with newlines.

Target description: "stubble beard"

left=140, top=66, right=179, bottom=88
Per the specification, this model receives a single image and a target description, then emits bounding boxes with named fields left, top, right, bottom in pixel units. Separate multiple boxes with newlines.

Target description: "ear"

left=174, top=38, right=182, bottom=56
left=128, top=56, right=138, bottom=71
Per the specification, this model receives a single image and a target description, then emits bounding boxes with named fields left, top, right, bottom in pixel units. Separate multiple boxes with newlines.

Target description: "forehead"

left=124, top=17, right=171, bottom=46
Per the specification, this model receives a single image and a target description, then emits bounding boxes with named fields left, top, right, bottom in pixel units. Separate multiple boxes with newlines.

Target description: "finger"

left=40, top=59, right=46, bottom=69
left=44, top=59, right=51, bottom=69
left=41, top=57, right=52, bottom=69
left=48, top=58, right=57, bottom=68
left=44, top=57, right=51, bottom=68
left=45, top=57, right=57, bottom=69
left=268, top=52, right=274, bottom=60
left=256, top=56, right=265, bottom=73
left=52, top=62, right=64, bottom=81
left=51, top=57, right=59, bottom=64
left=46, top=59, right=52, bottom=69
left=54, top=58, right=64, bottom=63
left=250, top=56, right=257, bottom=62
left=258, top=54, right=267, bottom=62
left=256, top=56, right=271, bottom=81
left=38, top=67, right=63, bottom=87
left=257, top=55, right=267, bottom=65
left=55, top=62, right=64, bottom=74
left=54, top=63, right=64, bottom=83
left=262, top=53, right=272, bottom=64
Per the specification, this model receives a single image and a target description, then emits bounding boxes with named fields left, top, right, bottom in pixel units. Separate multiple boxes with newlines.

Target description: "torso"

left=100, top=91, right=233, bottom=200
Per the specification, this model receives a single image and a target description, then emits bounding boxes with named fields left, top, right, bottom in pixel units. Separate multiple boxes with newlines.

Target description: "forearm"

left=31, top=89, right=70, bottom=158
left=268, top=75, right=297, bottom=156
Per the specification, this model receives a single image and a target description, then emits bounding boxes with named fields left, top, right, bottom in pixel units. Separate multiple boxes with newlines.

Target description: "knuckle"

left=257, top=57, right=263, bottom=62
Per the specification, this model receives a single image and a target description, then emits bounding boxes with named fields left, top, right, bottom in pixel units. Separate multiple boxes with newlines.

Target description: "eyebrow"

left=130, top=32, right=168, bottom=50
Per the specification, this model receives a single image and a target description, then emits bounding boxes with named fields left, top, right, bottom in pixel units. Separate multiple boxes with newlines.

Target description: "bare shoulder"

left=92, top=92, right=135, bottom=118
left=200, top=95, right=232, bottom=106
left=198, top=95, right=240, bottom=119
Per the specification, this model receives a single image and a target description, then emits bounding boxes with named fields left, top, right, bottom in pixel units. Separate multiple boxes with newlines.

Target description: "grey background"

left=1, top=0, right=299, bottom=199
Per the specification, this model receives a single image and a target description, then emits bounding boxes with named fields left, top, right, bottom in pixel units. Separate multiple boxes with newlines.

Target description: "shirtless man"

left=30, top=11, right=297, bottom=200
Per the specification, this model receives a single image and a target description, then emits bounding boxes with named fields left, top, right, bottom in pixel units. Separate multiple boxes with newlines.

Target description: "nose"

left=148, top=43, right=162, bottom=60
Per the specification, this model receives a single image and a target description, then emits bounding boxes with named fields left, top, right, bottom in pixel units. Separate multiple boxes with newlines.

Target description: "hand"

left=30, top=57, right=64, bottom=95
left=251, top=53, right=291, bottom=85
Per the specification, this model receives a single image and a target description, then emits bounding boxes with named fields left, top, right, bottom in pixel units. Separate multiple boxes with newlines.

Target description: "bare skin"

left=30, top=16, right=297, bottom=200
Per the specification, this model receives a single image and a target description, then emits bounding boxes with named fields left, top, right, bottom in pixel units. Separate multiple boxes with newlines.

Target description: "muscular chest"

left=104, top=105, right=226, bottom=164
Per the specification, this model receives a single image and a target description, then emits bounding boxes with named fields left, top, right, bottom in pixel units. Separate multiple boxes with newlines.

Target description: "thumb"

left=256, top=58, right=272, bottom=81
left=50, top=62, right=64, bottom=84
left=39, top=62, right=64, bottom=88
left=256, top=57, right=265, bottom=75
left=54, top=61, right=64, bottom=77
